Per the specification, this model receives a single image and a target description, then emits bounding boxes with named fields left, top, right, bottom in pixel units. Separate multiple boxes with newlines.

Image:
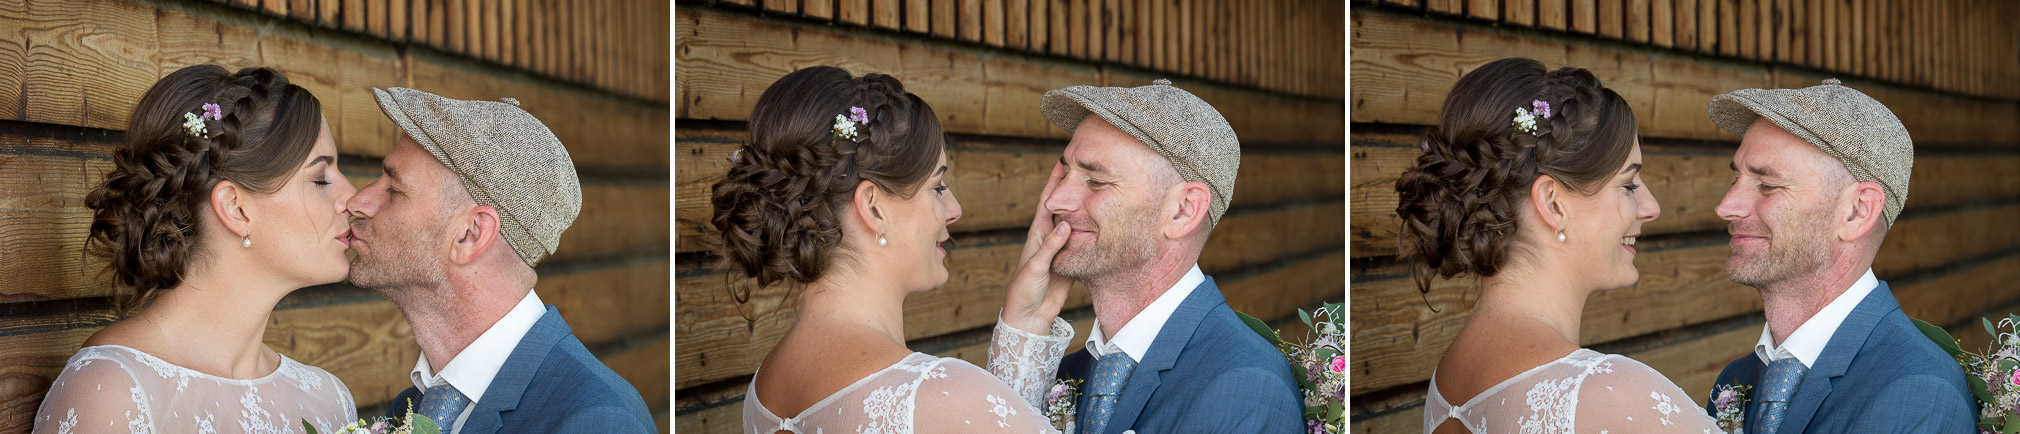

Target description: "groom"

left=1030, top=79, right=1302, bottom=433
left=1704, top=79, right=1974, bottom=432
left=345, top=87, right=654, bottom=432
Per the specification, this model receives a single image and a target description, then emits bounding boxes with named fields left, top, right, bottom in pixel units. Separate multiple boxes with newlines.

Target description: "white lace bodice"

left=33, top=345, right=358, bottom=434
left=743, top=318, right=1074, bottom=433
left=1424, top=349, right=1724, bottom=434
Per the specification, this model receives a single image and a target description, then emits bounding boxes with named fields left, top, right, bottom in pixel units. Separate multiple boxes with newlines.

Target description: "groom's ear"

left=1161, top=180, right=1212, bottom=240
left=448, top=204, right=503, bottom=265
left=208, top=180, right=252, bottom=239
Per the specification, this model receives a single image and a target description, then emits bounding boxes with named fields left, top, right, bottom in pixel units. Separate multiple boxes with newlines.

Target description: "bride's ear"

left=850, top=180, right=886, bottom=239
left=209, top=180, right=253, bottom=241
left=1528, top=175, right=1568, bottom=235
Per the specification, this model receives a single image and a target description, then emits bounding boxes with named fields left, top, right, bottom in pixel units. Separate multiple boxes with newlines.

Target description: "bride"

left=34, top=65, right=359, bottom=432
left=711, top=66, right=1076, bottom=433
left=1396, top=58, right=1722, bottom=433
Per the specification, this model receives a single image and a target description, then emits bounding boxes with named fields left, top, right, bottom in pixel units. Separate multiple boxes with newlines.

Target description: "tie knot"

left=1758, top=358, right=1808, bottom=403
left=417, top=383, right=473, bottom=427
left=1088, top=352, right=1138, bottom=397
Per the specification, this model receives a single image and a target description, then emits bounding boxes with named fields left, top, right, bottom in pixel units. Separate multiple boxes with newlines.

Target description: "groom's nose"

left=1044, top=180, right=1082, bottom=215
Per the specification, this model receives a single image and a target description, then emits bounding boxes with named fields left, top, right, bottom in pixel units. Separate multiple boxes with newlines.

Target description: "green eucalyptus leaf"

left=412, top=415, right=443, bottom=434
left=1235, top=311, right=1285, bottom=347
left=1916, top=318, right=1966, bottom=357
left=303, top=421, right=319, bottom=434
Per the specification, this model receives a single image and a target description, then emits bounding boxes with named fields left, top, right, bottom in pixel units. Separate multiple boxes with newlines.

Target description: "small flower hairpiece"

left=182, top=102, right=223, bottom=139
left=833, top=106, right=870, bottom=141
left=1511, top=99, right=1550, bottom=136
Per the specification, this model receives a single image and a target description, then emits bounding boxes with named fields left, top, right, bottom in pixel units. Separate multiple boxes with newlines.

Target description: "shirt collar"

left=1753, top=269, right=1879, bottom=368
left=410, top=290, right=548, bottom=403
left=1086, top=265, right=1204, bottom=362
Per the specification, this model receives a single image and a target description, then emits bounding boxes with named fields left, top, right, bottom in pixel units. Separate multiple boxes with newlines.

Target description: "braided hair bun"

left=1392, top=58, right=1638, bottom=293
left=710, top=66, right=945, bottom=292
left=84, top=65, right=324, bottom=315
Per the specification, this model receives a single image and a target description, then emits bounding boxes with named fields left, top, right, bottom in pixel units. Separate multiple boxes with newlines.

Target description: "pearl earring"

left=243, top=233, right=253, bottom=248
left=1556, top=230, right=1567, bottom=242
left=877, top=235, right=887, bottom=246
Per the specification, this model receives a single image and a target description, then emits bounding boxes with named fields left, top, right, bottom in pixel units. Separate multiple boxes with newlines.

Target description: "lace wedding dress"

left=33, top=345, right=358, bottom=434
left=1424, top=349, right=1724, bottom=433
left=744, top=318, right=1074, bottom=433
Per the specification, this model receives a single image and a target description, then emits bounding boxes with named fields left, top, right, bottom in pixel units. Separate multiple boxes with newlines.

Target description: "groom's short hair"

left=1039, top=79, right=1241, bottom=228
left=372, top=87, right=582, bottom=267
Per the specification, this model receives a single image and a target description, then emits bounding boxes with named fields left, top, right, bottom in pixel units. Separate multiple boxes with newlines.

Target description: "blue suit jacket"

left=1706, top=281, right=1975, bottom=433
left=1058, top=277, right=1303, bottom=433
left=386, top=306, right=654, bottom=433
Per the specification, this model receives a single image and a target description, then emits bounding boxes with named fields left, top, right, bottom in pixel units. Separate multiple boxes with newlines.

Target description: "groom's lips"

left=338, top=229, right=353, bottom=246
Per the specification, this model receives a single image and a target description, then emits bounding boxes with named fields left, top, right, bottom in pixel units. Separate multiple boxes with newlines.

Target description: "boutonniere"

left=1044, top=378, right=1083, bottom=432
left=1710, top=383, right=1752, bottom=434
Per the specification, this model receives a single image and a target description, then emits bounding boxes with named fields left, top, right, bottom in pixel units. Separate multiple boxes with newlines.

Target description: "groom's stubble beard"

left=346, top=214, right=452, bottom=301
left=1051, top=200, right=1160, bottom=285
left=1726, top=202, right=1833, bottom=290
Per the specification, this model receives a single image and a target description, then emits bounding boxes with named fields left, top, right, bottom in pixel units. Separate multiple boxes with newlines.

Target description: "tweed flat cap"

left=373, top=87, right=582, bottom=267
left=1708, top=78, right=1913, bottom=225
left=1040, top=78, right=1240, bottom=227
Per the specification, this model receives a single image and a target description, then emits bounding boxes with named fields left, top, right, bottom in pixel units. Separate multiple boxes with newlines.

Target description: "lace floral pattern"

left=744, top=317, right=1074, bottom=433
left=1424, top=349, right=1722, bottom=433
left=32, top=345, right=356, bottom=434
left=987, top=317, right=1074, bottom=408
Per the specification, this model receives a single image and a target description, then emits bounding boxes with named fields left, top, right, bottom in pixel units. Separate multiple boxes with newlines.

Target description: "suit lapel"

left=1101, top=278, right=1225, bottom=434
left=455, top=306, right=571, bottom=434
left=1775, top=281, right=1898, bottom=433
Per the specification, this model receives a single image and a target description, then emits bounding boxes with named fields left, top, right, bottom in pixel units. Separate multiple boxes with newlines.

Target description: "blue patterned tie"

left=1751, top=358, right=1808, bottom=434
left=1083, top=350, right=1138, bottom=434
left=416, top=383, right=471, bottom=429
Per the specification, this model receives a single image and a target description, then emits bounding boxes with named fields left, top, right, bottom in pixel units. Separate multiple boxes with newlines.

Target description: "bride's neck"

left=1475, top=258, right=1591, bottom=346
left=129, top=261, right=291, bottom=378
left=794, top=265, right=908, bottom=346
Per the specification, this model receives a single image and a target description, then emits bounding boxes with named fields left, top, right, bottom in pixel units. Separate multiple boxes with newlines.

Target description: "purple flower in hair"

left=201, top=103, right=223, bottom=121
left=1531, top=100, right=1551, bottom=119
left=848, top=106, right=870, bottom=125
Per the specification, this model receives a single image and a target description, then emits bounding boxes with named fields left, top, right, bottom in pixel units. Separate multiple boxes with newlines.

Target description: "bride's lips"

left=338, top=229, right=353, bottom=247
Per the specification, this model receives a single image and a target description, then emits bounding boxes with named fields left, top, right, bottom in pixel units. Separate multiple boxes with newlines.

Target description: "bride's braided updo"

left=710, top=66, right=945, bottom=293
left=1393, top=58, right=1639, bottom=293
left=85, top=65, right=324, bottom=315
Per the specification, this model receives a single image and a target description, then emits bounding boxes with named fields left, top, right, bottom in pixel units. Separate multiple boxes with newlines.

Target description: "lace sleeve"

left=34, top=354, right=150, bottom=433
left=986, top=315, right=1074, bottom=408
left=916, top=360, right=1064, bottom=434
left=1575, top=355, right=1725, bottom=433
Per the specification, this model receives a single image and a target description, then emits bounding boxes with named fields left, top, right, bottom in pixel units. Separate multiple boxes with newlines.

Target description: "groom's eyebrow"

left=1729, top=162, right=1782, bottom=179
left=1060, top=157, right=1109, bottom=174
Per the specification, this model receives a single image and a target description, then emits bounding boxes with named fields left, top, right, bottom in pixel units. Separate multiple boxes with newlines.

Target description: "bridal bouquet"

left=1916, top=315, right=2020, bottom=433
left=303, top=404, right=441, bottom=434
left=1239, top=302, right=1345, bottom=434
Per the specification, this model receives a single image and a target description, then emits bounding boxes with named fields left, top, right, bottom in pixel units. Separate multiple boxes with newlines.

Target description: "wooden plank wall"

left=1351, top=2, right=2020, bottom=432
left=673, top=1, right=1345, bottom=432
left=0, top=0, right=670, bottom=432
left=192, top=0, right=670, bottom=103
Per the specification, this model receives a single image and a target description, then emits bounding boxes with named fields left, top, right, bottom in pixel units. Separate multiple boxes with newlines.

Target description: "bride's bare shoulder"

left=1431, top=317, right=1582, bottom=406
left=751, top=323, right=914, bottom=417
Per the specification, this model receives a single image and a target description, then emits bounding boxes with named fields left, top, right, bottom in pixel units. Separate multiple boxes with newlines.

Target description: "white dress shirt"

left=1754, top=269, right=1880, bottom=368
left=1085, top=265, right=1205, bottom=362
left=409, top=290, right=548, bottom=434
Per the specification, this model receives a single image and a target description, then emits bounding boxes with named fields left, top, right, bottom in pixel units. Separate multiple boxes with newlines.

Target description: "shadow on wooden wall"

left=0, top=0, right=670, bottom=431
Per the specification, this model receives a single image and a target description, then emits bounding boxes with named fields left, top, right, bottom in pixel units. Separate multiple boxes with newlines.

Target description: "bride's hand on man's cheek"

left=1004, top=162, right=1074, bottom=334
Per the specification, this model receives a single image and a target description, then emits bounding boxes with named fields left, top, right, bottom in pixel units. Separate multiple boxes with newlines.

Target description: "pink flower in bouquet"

left=1047, top=383, right=1069, bottom=405
left=2009, top=369, right=2020, bottom=388
left=1329, top=355, right=1345, bottom=374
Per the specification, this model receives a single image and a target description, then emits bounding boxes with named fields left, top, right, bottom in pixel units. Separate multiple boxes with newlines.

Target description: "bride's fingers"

left=1020, top=162, right=1069, bottom=261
